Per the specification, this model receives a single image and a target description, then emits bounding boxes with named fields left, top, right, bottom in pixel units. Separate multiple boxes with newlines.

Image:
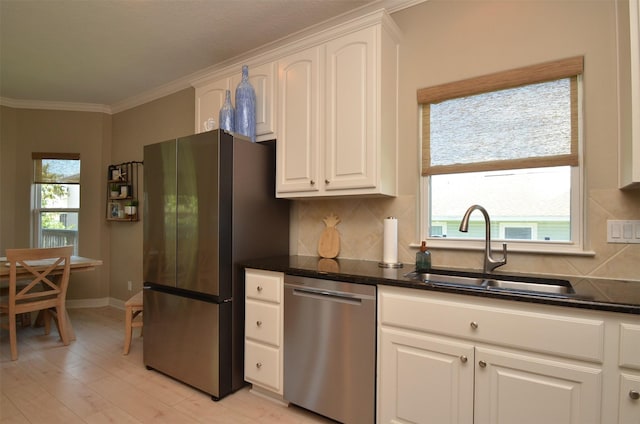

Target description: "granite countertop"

left=243, top=255, right=640, bottom=315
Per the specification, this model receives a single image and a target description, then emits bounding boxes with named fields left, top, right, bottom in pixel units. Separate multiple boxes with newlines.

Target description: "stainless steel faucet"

left=458, top=205, right=507, bottom=273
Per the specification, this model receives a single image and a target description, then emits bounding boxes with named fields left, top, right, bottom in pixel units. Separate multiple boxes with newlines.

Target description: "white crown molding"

left=113, top=0, right=425, bottom=113
left=109, top=75, right=195, bottom=114
left=4, top=0, right=426, bottom=116
left=0, top=97, right=111, bottom=114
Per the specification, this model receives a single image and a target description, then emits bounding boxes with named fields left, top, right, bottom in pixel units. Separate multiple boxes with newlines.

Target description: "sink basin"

left=417, top=273, right=485, bottom=287
left=484, top=278, right=574, bottom=295
left=407, top=270, right=575, bottom=297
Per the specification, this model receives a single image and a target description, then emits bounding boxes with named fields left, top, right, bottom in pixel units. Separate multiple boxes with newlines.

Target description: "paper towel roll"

left=382, top=217, right=398, bottom=264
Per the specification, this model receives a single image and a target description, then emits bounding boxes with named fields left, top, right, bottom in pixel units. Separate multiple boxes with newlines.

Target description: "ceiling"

left=0, top=0, right=402, bottom=110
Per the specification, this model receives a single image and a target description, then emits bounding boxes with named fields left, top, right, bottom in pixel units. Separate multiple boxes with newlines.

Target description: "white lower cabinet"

left=619, top=373, right=640, bottom=423
left=379, top=327, right=475, bottom=423
left=618, top=322, right=640, bottom=423
left=474, top=347, right=601, bottom=424
left=377, top=286, right=607, bottom=424
left=244, top=268, right=284, bottom=397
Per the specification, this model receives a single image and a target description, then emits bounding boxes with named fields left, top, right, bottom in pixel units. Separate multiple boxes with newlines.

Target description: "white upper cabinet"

left=195, top=78, right=229, bottom=134
left=230, top=62, right=276, bottom=140
left=619, top=0, right=640, bottom=188
left=191, top=10, right=401, bottom=196
left=276, top=47, right=323, bottom=194
left=194, top=62, right=276, bottom=141
left=276, top=13, right=400, bottom=198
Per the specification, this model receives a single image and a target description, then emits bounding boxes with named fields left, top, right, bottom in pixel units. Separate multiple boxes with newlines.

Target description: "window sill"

left=413, top=239, right=596, bottom=257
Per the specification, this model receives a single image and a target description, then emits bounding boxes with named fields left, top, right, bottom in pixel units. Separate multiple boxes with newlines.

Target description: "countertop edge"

left=243, top=256, right=640, bottom=316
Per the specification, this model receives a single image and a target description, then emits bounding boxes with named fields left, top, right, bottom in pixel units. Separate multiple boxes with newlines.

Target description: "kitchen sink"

left=407, top=270, right=575, bottom=297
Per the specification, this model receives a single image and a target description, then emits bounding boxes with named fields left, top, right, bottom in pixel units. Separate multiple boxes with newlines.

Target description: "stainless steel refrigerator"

left=142, top=130, right=289, bottom=400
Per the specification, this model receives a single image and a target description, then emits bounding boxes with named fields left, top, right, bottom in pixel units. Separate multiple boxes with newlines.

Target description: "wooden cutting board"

left=318, top=213, right=340, bottom=259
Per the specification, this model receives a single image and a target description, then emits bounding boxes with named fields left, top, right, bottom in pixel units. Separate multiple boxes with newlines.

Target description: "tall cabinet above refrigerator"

left=142, top=130, right=289, bottom=400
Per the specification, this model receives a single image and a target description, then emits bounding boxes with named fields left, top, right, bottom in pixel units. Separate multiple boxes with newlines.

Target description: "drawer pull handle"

left=256, top=362, right=262, bottom=369
left=257, top=286, right=263, bottom=292
left=460, top=355, right=468, bottom=363
left=630, top=390, right=640, bottom=400
left=256, top=320, right=262, bottom=327
left=310, top=180, right=315, bottom=186
left=478, top=360, right=487, bottom=368
left=470, top=321, right=479, bottom=330
left=325, top=179, right=330, bottom=185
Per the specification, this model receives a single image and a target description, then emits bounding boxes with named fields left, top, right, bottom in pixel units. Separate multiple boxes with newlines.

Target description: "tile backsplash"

left=292, top=189, right=640, bottom=281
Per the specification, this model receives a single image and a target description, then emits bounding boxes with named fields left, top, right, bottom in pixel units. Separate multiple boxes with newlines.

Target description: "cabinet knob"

left=256, top=362, right=262, bottom=369
left=256, top=286, right=263, bottom=292
left=310, top=180, right=316, bottom=186
left=630, top=390, right=640, bottom=400
left=256, top=320, right=262, bottom=327
left=478, top=360, right=487, bottom=368
left=470, top=321, right=479, bottom=330
left=325, top=179, right=330, bottom=185
left=460, top=355, right=468, bottom=363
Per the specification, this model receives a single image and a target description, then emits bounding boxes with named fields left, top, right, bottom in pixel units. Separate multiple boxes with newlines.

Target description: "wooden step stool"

left=123, top=291, right=143, bottom=355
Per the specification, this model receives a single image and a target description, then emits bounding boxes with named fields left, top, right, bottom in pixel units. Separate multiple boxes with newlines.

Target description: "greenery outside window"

left=418, top=57, right=585, bottom=253
left=32, top=153, right=80, bottom=255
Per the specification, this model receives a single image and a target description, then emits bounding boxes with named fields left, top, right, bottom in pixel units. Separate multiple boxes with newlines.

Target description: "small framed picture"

left=109, top=202, right=120, bottom=218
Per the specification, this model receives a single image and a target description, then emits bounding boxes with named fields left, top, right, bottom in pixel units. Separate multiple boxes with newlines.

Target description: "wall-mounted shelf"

left=106, top=161, right=142, bottom=222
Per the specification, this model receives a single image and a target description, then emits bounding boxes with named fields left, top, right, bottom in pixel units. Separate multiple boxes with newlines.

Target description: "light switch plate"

left=607, top=220, right=640, bottom=244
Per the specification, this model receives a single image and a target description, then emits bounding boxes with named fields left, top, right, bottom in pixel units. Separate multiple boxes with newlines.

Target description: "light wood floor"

left=0, top=307, right=335, bottom=423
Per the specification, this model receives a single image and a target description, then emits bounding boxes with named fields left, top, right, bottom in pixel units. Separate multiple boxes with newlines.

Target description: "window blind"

left=418, top=57, right=582, bottom=176
left=32, top=152, right=81, bottom=184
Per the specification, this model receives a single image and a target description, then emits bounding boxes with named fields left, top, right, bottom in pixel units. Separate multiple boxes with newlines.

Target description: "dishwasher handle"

left=288, top=286, right=369, bottom=305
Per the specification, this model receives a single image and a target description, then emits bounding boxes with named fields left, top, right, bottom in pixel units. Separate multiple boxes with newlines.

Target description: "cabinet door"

left=619, top=373, right=640, bottom=424
left=195, top=78, right=230, bottom=133
left=378, top=327, right=475, bottom=424
left=474, top=347, right=602, bottom=424
left=276, top=46, right=323, bottom=195
left=324, top=26, right=377, bottom=191
left=231, top=62, right=275, bottom=140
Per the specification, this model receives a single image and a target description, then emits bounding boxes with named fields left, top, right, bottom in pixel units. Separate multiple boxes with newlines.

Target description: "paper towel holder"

left=379, top=216, right=404, bottom=268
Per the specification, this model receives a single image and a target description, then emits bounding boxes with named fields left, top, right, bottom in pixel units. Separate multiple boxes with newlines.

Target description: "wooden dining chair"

left=0, top=246, right=73, bottom=360
left=123, top=290, right=143, bottom=355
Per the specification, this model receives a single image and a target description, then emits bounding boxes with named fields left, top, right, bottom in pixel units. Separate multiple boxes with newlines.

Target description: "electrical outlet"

left=607, top=220, right=640, bottom=244
left=127, top=280, right=132, bottom=291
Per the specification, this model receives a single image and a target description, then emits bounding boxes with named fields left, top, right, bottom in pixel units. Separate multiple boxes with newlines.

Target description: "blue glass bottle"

left=219, top=89, right=235, bottom=133
left=234, top=65, right=256, bottom=142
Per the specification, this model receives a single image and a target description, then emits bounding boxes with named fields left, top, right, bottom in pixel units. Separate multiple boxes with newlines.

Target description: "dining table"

left=0, top=255, right=103, bottom=341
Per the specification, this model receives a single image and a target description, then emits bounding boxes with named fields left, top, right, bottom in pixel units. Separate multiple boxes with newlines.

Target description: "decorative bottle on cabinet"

left=234, top=65, right=256, bottom=142
left=219, top=89, right=235, bottom=133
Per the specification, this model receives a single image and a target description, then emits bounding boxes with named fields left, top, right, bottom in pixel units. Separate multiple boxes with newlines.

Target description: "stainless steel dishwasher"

left=284, top=275, right=377, bottom=424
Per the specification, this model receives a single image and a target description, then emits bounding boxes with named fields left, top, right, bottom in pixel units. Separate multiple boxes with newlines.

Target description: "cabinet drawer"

left=246, top=300, right=280, bottom=346
left=245, top=340, right=281, bottom=393
left=246, top=269, right=282, bottom=303
left=620, top=323, right=640, bottom=369
left=379, top=288, right=605, bottom=363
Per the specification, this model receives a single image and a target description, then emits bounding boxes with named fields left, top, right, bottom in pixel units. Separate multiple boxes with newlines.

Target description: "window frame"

left=417, top=57, right=590, bottom=255
left=31, top=153, right=81, bottom=255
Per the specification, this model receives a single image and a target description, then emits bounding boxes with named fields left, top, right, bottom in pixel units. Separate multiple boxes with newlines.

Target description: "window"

left=32, top=153, right=81, bottom=255
left=418, top=57, right=584, bottom=252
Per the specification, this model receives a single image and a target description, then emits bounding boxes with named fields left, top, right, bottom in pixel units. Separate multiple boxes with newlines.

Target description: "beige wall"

left=2, top=0, right=639, bottom=305
left=0, top=106, right=111, bottom=300
left=109, top=89, right=194, bottom=301
left=293, top=0, right=640, bottom=281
